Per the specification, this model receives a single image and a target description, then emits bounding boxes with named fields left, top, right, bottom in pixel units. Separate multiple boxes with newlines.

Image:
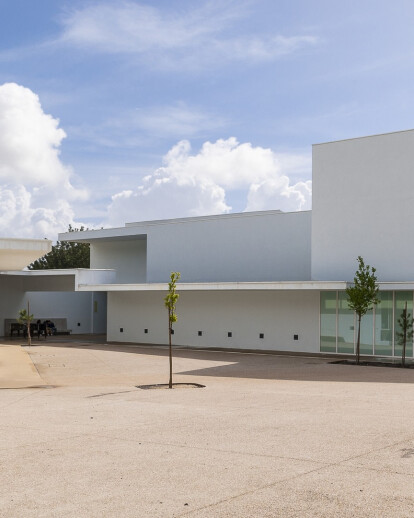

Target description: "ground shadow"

left=12, top=335, right=414, bottom=384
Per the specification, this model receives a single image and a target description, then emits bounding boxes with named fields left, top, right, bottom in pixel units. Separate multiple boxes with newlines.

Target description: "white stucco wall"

left=0, top=276, right=25, bottom=336
left=90, top=239, right=147, bottom=283
left=145, top=211, right=311, bottom=283
left=312, top=129, right=414, bottom=281
left=62, top=211, right=311, bottom=284
left=107, top=290, right=320, bottom=354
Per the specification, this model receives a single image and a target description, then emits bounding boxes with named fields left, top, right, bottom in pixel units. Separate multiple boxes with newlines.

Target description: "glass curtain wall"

left=394, top=292, right=413, bottom=357
left=374, top=292, right=393, bottom=356
left=320, top=291, right=414, bottom=358
left=320, top=292, right=337, bottom=353
left=359, top=307, right=374, bottom=355
left=337, top=292, right=354, bottom=354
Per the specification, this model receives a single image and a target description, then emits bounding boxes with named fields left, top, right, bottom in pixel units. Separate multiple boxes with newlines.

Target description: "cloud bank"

left=0, top=83, right=86, bottom=238
left=0, top=83, right=311, bottom=238
left=107, top=138, right=311, bottom=226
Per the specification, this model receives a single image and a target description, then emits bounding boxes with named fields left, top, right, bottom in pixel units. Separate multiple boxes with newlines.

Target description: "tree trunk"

left=27, top=321, right=31, bottom=346
left=27, top=301, right=31, bottom=347
left=356, top=314, right=361, bottom=365
left=402, top=334, right=406, bottom=368
left=402, top=303, right=407, bottom=368
left=168, top=309, right=173, bottom=389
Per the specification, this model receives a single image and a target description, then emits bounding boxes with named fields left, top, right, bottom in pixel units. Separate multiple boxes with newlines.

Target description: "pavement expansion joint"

left=343, top=464, right=414, bottom=477
left=174, top=463, right=333, bottom=517
left=337, top=435, right=414, bottom=465
left=173, top=437, right=414, bottom=517
left=0, top=433, right=90, bottom=453
left=0, top=389, right=43, bottom=409
left=83, top=433, right=328, bottom=466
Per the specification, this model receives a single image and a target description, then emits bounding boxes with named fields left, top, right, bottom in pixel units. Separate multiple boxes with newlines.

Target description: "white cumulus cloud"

left=106, top=138, right=311, bottom=226
left=108, top=179, right=228, bottom=226
left=246, top=179, right=312, bottom=212
left=0, top=82, right=87, bottom=238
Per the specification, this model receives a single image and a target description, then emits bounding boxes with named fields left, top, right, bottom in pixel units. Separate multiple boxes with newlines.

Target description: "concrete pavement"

left=0, top=344, right=46, bottom=389
left=0, top=339, right=413, bottom=517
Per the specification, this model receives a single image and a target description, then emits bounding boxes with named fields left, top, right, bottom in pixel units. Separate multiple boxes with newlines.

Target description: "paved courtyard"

left=1, top=337, right=414, bottom=517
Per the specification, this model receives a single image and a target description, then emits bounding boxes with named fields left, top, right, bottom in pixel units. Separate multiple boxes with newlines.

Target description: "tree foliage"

left=346, top=256, right=380, bottom=364
left=28, top=225, right=90, bottom=270
left=164, top=272, right=181, bottom=389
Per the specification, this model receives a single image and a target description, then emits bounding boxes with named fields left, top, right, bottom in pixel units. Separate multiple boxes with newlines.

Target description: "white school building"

left=2, top=129, right=414, bottom=358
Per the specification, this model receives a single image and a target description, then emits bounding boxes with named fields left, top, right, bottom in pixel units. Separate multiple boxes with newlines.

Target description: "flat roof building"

left=2, top=129, right=414, bottom=360
left=56, top=129, right=414, bottom=359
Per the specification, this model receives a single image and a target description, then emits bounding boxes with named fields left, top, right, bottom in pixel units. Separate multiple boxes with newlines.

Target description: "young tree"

left=396, top=302, right=413, bottom=368
left=164, top=272, right=181, bottom=389
left=18, top=302, right=34, bottom=346
left=346, top=256, right=380, bottom=365
left=28, top=225, right=90, bottom=269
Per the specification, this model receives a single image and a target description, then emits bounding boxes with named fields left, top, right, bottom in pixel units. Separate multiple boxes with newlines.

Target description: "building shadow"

left=15, top=336, right=414, bottom=385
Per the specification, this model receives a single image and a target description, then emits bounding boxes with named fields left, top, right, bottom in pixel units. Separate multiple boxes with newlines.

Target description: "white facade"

left=58, top=210, right=317, bottom=353
left=73, top=210, right=311, bottom=283
left=107, top=290, right=320, bottom=353
left=14, top=128, right=410, bottom=359
left=142, top=211, right=311, bottom=282
left=54, top=129, right=414, bottom=358
left=312, top=129, right=414, bottom=281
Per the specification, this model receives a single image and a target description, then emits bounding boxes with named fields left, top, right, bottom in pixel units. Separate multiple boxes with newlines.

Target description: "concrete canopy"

left=0, top=238, right=52, bottom=271
left=2, top=268, right=116, bottom=291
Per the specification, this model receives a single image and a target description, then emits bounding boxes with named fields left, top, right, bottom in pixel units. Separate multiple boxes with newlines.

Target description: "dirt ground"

left=1, top=336, right=413, bottom=517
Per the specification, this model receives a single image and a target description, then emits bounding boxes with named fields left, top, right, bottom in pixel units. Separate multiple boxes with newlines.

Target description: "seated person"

left=38, top=320, right=47, bottom=338
left=46, top=320, right=57, bottom=335
left=36, top=320, right=41, bottom=338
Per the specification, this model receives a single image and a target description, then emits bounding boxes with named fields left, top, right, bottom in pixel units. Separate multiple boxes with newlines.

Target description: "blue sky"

left=1, top=0, right=414, bottom=238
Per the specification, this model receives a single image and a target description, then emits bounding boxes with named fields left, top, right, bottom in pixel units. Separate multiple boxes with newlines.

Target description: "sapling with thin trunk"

left=164, top=272, right=180, bottom=389
left=396, top=301, right=413, bottom=368
left=346, top=256, right=380, bottom=364
left=18, top=302, right=34, bottom=346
